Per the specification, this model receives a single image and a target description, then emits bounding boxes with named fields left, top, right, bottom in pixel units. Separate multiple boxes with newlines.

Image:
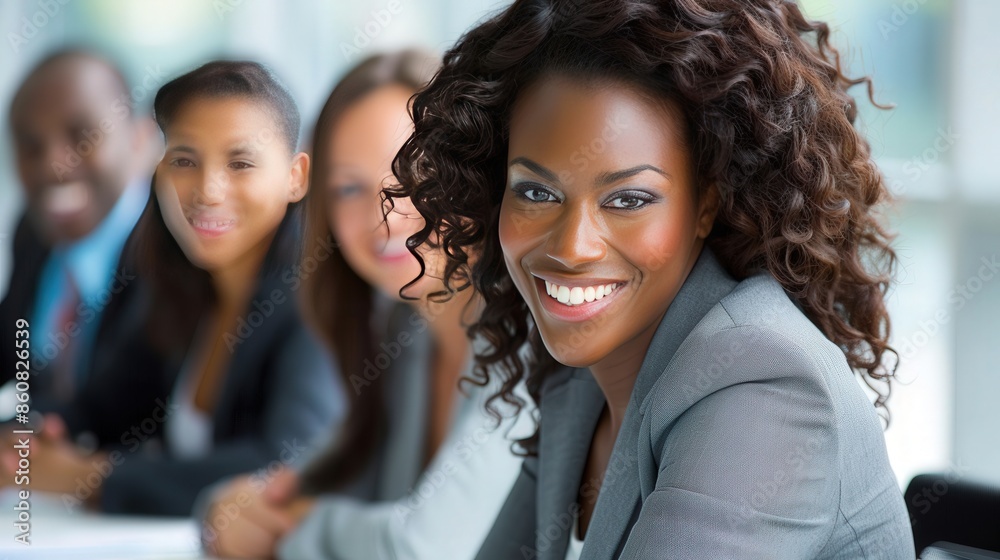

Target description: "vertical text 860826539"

left=11, top=318, right=33, bottom=545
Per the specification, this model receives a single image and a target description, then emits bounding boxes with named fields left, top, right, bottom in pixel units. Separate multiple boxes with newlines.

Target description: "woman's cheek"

left=155, top=179, right=185, bottom=231
left=331, top=207, right=361, bottom=252
left=497, top=204, right=528, bottom=257
left=624, top=216, right=690, bottom=275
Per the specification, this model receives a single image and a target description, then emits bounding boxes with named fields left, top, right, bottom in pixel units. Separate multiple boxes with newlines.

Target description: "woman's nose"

left=192, top=169, right=228, bottom=207
left=544, top=203, right=607, bottom=269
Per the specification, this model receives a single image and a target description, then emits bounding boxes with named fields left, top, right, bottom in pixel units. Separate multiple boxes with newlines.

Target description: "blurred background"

left=0, top=0, right=996, bottom=492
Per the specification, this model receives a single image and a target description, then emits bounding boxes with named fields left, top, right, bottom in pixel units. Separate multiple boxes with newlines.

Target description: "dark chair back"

left=905, top=473, right=1000, bottom=555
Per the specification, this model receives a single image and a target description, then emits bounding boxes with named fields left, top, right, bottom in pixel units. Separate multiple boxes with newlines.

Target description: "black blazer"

left=97, top=268, right=345, bottom=516
left=0, top=213, right=176, bottom=448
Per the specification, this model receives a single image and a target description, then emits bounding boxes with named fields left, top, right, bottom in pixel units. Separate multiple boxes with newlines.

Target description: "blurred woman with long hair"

left=204, top=51, right=527, bottom=560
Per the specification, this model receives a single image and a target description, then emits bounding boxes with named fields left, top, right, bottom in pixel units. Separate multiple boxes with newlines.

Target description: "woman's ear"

left=696, top=183, right=721, bottom=239
left=288, top=152, right=310, bottom=203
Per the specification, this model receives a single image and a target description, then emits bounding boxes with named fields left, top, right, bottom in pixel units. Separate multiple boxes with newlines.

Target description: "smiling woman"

left=386, top=0, right=915, bottom=558
left=500, top=78, right=717, bottom=370
left=156, top=95, right=303, bottom=271
left=78, top=61, right=346, bottom=516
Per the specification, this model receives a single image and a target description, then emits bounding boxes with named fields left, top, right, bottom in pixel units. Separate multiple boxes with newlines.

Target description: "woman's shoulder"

left=643, top=271, right=853, bottom=425
left=693, top=270, right=848, bottom=376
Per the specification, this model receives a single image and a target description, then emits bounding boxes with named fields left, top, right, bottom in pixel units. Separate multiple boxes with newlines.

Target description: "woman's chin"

left=179, top=246, right=230, bottom=275
left=540, top=336, right=605, bottom=369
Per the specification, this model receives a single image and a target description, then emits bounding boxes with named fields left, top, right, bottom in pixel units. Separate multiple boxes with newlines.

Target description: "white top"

left=565, top=516, right=584, bottom=560
left=165, top=384, right=213, bottom=459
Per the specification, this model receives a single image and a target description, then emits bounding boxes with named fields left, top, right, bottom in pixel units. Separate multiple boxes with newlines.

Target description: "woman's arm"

left=277, top=395, right=528, bottom=560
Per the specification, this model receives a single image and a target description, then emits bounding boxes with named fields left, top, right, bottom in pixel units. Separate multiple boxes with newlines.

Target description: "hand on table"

left=204, top=467, right=316, bottom=559
left=0, top=414, right=106, bottom=503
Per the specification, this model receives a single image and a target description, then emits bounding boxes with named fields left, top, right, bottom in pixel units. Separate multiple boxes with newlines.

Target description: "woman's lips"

left=375, top=238, right=414, bottom=263
left=532, top=275, right=627, bottom=322
left=377, top=251, right=413, bottom=263
left=187, top=215, right=236, bottom=238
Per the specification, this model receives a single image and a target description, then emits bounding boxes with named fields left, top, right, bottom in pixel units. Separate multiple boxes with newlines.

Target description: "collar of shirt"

left=57, top=178, right=148, bottom=305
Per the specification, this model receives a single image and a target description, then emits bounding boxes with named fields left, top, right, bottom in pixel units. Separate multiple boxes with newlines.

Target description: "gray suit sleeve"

left=620, top=327, right=840, bottom=559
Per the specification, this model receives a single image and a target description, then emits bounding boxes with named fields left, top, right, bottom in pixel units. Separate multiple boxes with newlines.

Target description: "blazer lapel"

left=212, top=274, right=295, bottom=438
left=633, top=247, right=737, bottom=412
left=581, top=247, right=737, bottom=559
left=537, top=367, right=606, bottom=560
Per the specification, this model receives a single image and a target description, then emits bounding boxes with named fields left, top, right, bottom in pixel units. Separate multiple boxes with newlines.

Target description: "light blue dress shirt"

left=30, top=179, right=148, bottom=381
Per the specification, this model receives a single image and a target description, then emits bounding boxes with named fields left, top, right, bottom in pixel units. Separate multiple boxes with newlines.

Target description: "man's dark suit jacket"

left=0, top=213, right=177, bottom=448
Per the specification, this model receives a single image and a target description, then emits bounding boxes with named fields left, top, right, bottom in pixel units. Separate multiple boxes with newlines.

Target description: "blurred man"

left=0, top=49, right=169, bottom=453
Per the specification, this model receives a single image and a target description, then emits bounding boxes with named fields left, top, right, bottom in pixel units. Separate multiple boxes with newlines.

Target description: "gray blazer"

left=296, top=299, right=436, bottom=502
left=477, top=247, right=915, bottom=559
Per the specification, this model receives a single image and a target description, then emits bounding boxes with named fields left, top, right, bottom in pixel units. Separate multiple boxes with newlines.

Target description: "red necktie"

left=51, top=268, right=81, bottom=402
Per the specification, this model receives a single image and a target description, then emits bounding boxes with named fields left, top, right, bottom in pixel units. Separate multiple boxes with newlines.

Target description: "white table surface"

left=0, top=488, right=211, bottom=559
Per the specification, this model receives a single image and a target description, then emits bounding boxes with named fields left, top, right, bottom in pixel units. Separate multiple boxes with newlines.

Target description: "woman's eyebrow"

left=509, top=157, right=559, bottom=183
left=510, top=157, right=671, bottom=187
left=595, top=164, right=671, bottom=186
left=227, top=142, right=259, bottom=157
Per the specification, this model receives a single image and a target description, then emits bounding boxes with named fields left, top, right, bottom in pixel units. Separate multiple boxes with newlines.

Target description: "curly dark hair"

left=386, top=0, right=899, bottom=450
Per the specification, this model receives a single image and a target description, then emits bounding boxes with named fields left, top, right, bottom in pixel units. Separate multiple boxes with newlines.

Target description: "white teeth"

left=542, top=280, right=620, bottom=306
left=191, top=218, right=234, bottom=230
left=556, top=285, right=570, bottom=304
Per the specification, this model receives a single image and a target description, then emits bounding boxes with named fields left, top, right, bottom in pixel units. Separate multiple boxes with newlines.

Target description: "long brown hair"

left=297, top=50, right=440, bottom=491
left=386, top=0, right=900, bottom=452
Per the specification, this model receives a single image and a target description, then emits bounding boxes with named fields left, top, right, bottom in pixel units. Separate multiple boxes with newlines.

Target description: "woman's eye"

left=605, top=192, right=654, bottom=210
left=514, top=184, right=558, bottom=203
left=331, top=183, right=365, bottom=199
left=171, top=158, right=195, bottom=168
left=230, top=161, right=253, bottom=170
left=526, top=189, right=554, bottom=202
